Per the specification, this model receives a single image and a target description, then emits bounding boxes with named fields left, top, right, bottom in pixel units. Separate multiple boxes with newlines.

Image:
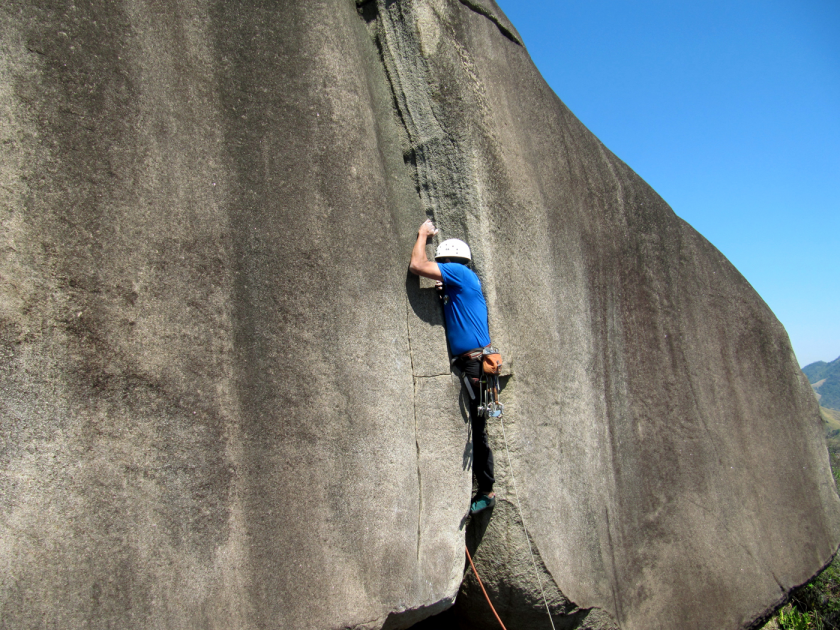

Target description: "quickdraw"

left=477, top=346, right=503, bottom=419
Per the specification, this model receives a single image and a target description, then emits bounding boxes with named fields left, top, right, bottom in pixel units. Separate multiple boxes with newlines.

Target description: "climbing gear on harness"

left=465, top=545, right=508, bottom=630
left=435, top=238, right=472, bottom=261
left=454, top=346, right=504, bottom=417
left=460, top=347, right=485, bottom=361
left=463, top=375, right=476, bottom=400
left=482, top=349, right=502, bottom=375
left=470, top=493, right=496, bottom=515
left=450, top=353, right=480, bottom=400
left=477, top=346, right=504, bottom=419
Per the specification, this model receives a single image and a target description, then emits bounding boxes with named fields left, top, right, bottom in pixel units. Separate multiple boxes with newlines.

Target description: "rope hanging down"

left=465, top=545, right=507, bottom=630
left=462, top=415, right=557, bottom=630
left=499, top=415, right=558, bottom=630
left=468, top=355, right=556, bottom=629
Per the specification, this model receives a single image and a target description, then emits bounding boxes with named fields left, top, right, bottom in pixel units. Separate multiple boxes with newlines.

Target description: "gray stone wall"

left=1, top=1, right=837, bottom=629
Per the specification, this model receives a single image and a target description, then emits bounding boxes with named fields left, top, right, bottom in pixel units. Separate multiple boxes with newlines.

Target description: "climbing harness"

left=454, top=346, right=503, bottom=420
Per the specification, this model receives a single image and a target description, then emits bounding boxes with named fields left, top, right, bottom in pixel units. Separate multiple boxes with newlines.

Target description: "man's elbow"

left=409, top=261, right=420, bottom=276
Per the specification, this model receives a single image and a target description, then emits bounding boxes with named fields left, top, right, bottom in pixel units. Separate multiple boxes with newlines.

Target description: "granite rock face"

left=1, top=1, right=837, bottom=629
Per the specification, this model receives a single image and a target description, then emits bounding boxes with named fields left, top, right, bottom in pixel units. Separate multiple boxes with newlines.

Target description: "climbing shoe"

left=470, top=493, right=496, bottom=515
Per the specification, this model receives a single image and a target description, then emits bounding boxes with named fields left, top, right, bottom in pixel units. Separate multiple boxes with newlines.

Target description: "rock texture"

left=0, top=1, right=837, bottom=629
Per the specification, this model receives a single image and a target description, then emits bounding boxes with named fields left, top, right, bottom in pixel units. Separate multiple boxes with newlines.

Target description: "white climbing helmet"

left=435, top=238, right=472, bottom=262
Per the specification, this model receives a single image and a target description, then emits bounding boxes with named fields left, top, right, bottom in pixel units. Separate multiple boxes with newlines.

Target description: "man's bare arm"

left=409, top=220, right=443, bottom=281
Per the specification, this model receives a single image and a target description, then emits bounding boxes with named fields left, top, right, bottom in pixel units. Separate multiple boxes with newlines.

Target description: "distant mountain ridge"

left=804, top=356, right=840, bottom=411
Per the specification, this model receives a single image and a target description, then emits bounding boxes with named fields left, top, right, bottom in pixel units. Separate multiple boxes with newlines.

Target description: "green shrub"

left=778, top=603, right=822, bottom=629
left=766, top=426, right=840, bottom=630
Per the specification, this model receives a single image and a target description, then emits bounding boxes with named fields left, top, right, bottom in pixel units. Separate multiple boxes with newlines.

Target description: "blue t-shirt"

left=439, top=262, right=491, bottom=355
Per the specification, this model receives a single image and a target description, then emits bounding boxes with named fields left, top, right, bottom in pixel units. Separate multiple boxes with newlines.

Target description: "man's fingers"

left=420, top=219, right=438, bottom=236
left=420, top=219, right=440, bottom=238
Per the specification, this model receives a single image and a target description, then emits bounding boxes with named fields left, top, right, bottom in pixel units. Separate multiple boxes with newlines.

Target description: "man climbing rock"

left=409, top=219, right=496, bottom=515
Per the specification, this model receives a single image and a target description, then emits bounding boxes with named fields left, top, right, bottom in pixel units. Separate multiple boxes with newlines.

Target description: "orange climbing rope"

left=465, top=545, right=507, bottom=630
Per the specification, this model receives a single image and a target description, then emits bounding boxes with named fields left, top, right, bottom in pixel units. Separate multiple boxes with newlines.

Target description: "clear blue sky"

left=495, top=0, right=839, bottom=368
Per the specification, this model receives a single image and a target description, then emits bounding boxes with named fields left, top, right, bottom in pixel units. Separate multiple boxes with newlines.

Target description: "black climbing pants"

left=459, top=356, right=495, bottom=494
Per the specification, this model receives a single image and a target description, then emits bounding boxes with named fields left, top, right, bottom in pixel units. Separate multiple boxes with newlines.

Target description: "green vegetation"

left=803, top=360, right=835, bottom=384
left=823, top=408, right=840, bottom=435
left=778, top=603, right=825, bottom=630
left=818, top=380, right=840, bottom=413
left=764, top=407, right=840, bottom=630
left=824, top=408, right=840, bottom=490
left=771, top=558, right=840, bottom=629
left=803, top=357, right=840, bottom=411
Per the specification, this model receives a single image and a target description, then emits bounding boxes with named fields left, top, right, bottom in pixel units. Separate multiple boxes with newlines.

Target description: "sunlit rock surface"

left=1, top=1, right=837, bottom=629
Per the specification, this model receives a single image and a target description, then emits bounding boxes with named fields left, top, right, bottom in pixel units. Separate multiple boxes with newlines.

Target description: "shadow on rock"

left=429, top=500, right=620, bottom=630
left=405, top=269, right=444, bottom=327
left=465, top=502, right=493, bottom=554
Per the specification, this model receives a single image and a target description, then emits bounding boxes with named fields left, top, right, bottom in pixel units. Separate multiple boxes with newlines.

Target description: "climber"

left=409, top=219, right=496, bottom=515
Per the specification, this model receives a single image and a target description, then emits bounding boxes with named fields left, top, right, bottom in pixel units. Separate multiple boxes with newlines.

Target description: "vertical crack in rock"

left=367, top=0, right=453, bottom=579
left=1, top=0, right=836, bottom=628
left=365, top=2, right=644, bottom=628
left=371, top=0, right=470, bottom=241
left=405, top=300, right=424, bottom=562
left=415, top=405, right=423, bottom=563
left=361, top=0, right=574, bottom=624
left=603, top=507, right=624, bottom=625
left=461, top=497, right=620, bottom=630
left=369, top=0, right=510, bottom=338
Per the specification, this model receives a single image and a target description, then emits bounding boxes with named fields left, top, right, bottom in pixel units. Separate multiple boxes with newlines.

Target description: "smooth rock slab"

left=0, top=0, right=838, bottom=629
